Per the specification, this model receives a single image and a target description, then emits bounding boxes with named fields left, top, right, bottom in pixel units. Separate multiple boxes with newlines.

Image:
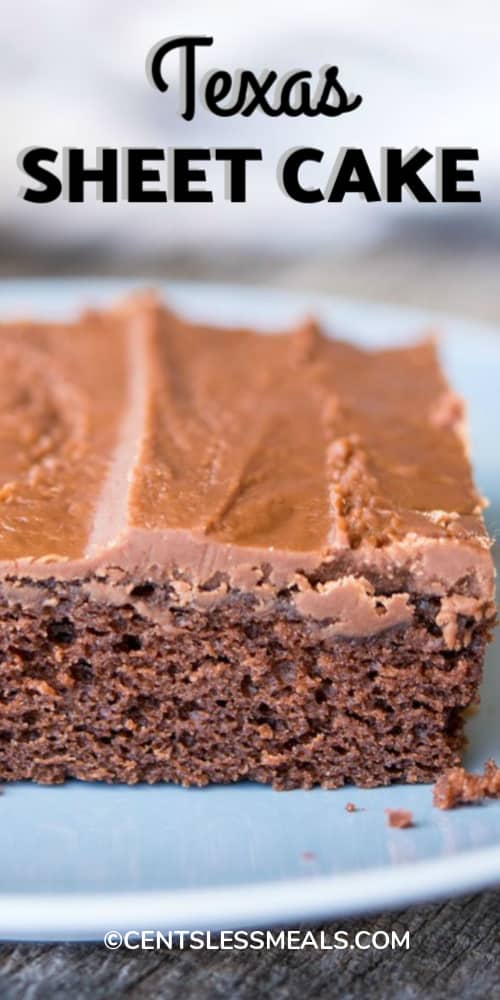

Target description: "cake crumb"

left=433, top=758, right=500, bottom=810
left=385, top=808, right=414, bottom=829
left=345, top=802, right=357, bottom=812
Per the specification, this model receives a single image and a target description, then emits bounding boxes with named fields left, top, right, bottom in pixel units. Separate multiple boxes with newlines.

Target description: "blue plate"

left=0, top=279, right=498, bottom=941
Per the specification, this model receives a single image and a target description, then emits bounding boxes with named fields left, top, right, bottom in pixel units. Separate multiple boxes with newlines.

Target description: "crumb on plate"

left=433, top=758, right=500, bottom=810
left=385, top=808, right=414, bottom=829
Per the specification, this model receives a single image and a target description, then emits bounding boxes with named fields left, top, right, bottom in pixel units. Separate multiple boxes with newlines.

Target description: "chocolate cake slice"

left=0, top=294, right=495, bottom=788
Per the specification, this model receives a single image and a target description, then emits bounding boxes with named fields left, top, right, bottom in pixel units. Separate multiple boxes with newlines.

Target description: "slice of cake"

left=0, top=294, right=495, bottom=788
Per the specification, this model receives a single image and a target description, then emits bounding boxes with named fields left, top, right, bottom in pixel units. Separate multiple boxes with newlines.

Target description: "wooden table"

left=0, top=242, right=498, bottom=997
left=0, top=892, right=498, bottom=998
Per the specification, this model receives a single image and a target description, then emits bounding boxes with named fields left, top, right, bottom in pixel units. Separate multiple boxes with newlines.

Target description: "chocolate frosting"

left=0, top=294, right=494, bottom=634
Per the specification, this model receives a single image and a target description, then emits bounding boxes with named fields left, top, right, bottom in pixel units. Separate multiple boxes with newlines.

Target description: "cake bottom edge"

left=0, top=581, right=494, bottom=789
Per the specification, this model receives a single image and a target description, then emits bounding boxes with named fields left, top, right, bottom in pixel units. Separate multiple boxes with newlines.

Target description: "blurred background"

left=2, top=0, right=500, bottom=320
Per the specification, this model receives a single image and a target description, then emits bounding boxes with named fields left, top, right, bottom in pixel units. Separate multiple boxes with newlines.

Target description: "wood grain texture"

left=0, top=892, right=498, bottom=999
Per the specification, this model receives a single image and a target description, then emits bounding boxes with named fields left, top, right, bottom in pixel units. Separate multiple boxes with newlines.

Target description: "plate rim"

left=1, top=841, right=500, bottom=940
left=4, top=274, right=500, bottom=345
